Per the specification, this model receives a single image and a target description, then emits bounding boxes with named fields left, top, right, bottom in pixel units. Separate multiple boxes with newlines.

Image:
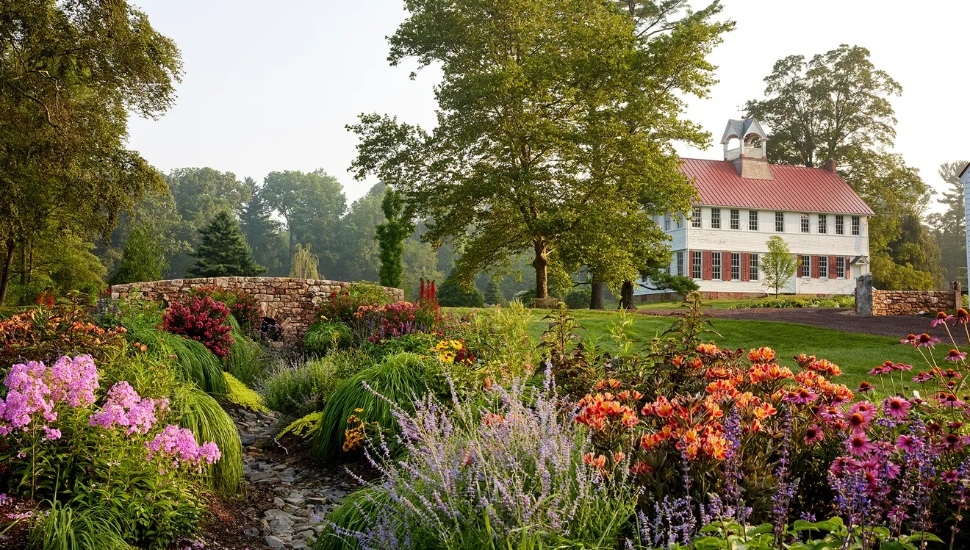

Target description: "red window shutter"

left=723, top=251, right=731, bottom=281
left=741, top=253, right=750, bottom=281
left=812, top=256, right=820, bottom=278
left=829, top=256, right=837, bottom=279
left=703, top=250, right=712, bottom=280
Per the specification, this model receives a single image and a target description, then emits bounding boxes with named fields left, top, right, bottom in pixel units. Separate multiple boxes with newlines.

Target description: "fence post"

left=953, top=281, right=963, bottom=311
left=856, top=274, right=873, bottom=315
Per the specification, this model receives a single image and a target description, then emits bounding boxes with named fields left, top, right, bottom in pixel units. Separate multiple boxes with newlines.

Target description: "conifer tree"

left=376, top=187, right=412, bottom=289
left=187, top=211, right=264, bottom=277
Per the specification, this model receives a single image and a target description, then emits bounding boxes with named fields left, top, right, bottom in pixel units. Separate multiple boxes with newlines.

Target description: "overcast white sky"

left=126, top=1, right=970, bottom=212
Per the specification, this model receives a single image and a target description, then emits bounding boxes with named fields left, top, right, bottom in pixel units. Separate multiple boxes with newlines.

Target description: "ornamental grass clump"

left=318, top=371, right=637, bottom=549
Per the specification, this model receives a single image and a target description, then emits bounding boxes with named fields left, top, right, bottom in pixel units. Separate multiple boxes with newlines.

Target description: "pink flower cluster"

left=89, top=381, right=168, bottom=435
left=146, top=425, right=221, bottom=470
left=0, top=355, right=99, bottom=439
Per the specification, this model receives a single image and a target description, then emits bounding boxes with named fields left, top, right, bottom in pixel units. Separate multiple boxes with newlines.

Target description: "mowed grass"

left=524, top=309, right=933, bottom=391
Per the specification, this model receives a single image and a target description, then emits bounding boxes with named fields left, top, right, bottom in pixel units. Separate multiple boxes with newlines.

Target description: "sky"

left=126, top=1, right=970, bottom=212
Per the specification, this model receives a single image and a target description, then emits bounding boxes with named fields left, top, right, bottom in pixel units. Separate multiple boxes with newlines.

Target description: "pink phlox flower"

left=89, top=381, right=162, bottom=435
left=43, top=426, right=61, bottom=441
left=146, top=425, right=221, bottom=470
left=49, top=355, right=99, bottom=407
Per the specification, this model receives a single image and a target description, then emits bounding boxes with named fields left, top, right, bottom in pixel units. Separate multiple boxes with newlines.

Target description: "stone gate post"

left=856, top=274, right=873, bottom=315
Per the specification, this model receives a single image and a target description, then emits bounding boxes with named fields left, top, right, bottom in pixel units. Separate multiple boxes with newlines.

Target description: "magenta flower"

left=946, top=349, right=967, bottom=362
left=846, top=433, right=876, bottom=457
left=912, top=371, right=934, bottom=383
left=89, top=381, right=167, bottom=436
left=932, top=311, right=954, bottom=327
left=943, top=470, right=961, bottom=483
left=896, top=434, right=919, bottom=453
left=146, top=425, right=221, bottom=471
left=900, top=333, right=918, bottom=345
left=936, top=392, right=966, bottom=408
left=915, top=333, right=941, bottom=348
left=804, top=425, right=824, bottom=445
left=882, top=396, right=911, bottom=420
left=957, top=308, right=970, bottom=324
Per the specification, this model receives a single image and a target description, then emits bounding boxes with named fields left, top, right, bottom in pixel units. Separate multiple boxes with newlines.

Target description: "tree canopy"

left=928, top=161, right=969, bottom=288
left=187, top=211, right=264, bottom=278
left=0, top=0, right=182, bottom=303
left=761, top=236, right=796, bottom=297
left=745, top=44, right=939, bottom=289
left=350, top=0, right=730, bottom=298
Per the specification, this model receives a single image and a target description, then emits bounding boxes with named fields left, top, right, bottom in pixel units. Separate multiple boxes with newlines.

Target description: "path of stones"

left=225, top=407, right=356, bottom=550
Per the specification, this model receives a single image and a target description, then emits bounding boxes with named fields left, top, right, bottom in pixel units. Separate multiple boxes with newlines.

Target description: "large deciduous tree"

left=0, top=0, right=182, bottom=304
left=262, top=170, right=346, bottom=278
left=744, top=44, right=940, bottom=289
left=350, top=0, right=730, bottom=299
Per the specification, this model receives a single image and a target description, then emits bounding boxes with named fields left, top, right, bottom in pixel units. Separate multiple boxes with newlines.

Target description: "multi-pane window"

left=801, top=214, right=810, bottom=233
left=730, top=209, right=740, bottom=230
left=664, top=215, right=670, bottom=231
left=675, top=215, right=682, bottom=229
left=691, top=251, right=702, bottom=279
left=775, top=212, right=784, bottom=232
left=800, top=255, right=811, bottom=278
left=711, top=252, right=722, bottom=280
left=750, top=254, right=759, bottom=281
left=731, top=253, right=740, bottom=280
left=818, top=214, right=827, bottom=234
left=691, top=207, right=702, bottom=228
left=851, top=216, right=861, bottom=235
left=676, top=251, right=685, bottom=277
left=835, top=215, right=845, bottom=235
left=749, top=211, right=758, bottom=231
left=836, top=256, right=846, bottom=278
left=711, top=208, right=721, bottom=229
left=819, top=256, right=828, bottom=278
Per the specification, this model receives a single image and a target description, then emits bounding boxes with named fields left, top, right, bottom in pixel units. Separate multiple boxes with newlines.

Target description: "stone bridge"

left=109, top=277, right=404, bottom=341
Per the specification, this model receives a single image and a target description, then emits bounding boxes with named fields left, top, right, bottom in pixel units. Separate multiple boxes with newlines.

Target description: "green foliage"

left=349, top=0, right=729, bottom=299
left=225, top=327, right=265, bottom=386
left=239, top=176, right=289, bottom=277
left=123, top=320, right=228, bottom=397
left=484, top=278, right=504, bottom=306
left=263, top=169, right=347, bottom=276
left=186, top=210, right=265, bottom=277
left=0, top=0, right=182, bottom=305
left=290, top=243, right=322, bottom=279
left=332, top=184, right=385, bottom=282
left=642, top=267, right=700, bottom=297
left=30, top=499, right=137, bottom=550
left=761, top=236, right=797, bottom=296
left=262, top=352, right=370, bottom=418
left=564, top=287, right=592, bottom=310
left=224, top=372, right=269, bottom=413
left=732, top=296, right=854, bottom=309
left=276, top=411, right=324, bottom=441
left=314, top=487, right=389, bottom=550
left=437, top=272, right=485, bottom=308
left=170, top=385, right=243, bottom=496
left=376, top=186, right=412, bottom=289
left=928, top=161, right=969, bottom=288
left=313, top=352, right=439, bottom=464
left=111, top=225, right=169, bottom=285
left=304, top=320, right=354, bottom=356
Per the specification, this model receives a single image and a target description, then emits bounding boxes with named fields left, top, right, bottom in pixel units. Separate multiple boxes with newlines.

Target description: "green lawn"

left=524, top=309, right=933, bottom=392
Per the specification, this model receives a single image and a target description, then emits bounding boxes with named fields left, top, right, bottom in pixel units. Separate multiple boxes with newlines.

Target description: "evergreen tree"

left=376, top=187, right=413, bottom=289
left=187, top=211, right=264, bottom=278
left=437, top=269, right=485, bottom=307
left=239, top=178, right=288, bottom=276
left=929, top=161, right=969, bottom=288
left=484, top=278, right=504, bottom=305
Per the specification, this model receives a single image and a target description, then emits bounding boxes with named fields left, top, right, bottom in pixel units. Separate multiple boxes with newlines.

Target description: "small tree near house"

left=761, top=236, right=797, bottom=297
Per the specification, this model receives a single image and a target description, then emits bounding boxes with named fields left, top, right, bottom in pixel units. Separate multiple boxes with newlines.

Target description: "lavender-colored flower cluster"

left=147, top=425, right=222, bottom=471
left=331, top=375, right=633, bottom=548
left=89, top=381, right=169, bottom=435
left=0, top=355, right=99, bottom=438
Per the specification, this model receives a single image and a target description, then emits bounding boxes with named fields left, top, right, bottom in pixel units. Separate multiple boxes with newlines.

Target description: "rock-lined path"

left=226, top=407, right=357, bottom=550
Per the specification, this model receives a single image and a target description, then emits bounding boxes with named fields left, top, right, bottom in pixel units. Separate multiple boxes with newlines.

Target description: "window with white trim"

left=731, top=253, right=740, bottom=280
left=819, top=256, right=828, bottom=278
left=749, top=211, right=758, bottom=231
left=818, top=214, right=827, bottom=234
left=664, top=214, right=670, bottom=231
left=712, top=252, right=722, bottom=280
left=775, top=212, right=784, bottom=232
left=691, top=207, right=702, bottom=228
left=801, top=214, right=810, bottom=233
left=836, top=256, right=845, bottom=278
left=835, top=215, right=844, bottom=235
left=676, top=251, right=685, bottom=277
left=711, top=208, right=721, bottom=229
left=730, top=209, right=740, bottom=230
left=851, top=216, right=860, bottom=235
left=691, top=251, right=702, bottom=279
left=800, top=255, right=811, bottom=278
left=750, top=254, right=759, bottom=281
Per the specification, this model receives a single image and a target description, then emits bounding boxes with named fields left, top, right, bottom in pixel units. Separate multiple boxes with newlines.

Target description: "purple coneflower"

left=915, top=333, right=941, bottom=348
left=901, top=333, right=918, bottom=344
left=943, top=470, right=961, bottom=483
left=912, top=371, right=933, bottom=383
left=932, top=311, right=954, bottom=327
left=937, top=392, right=967, bottom=409
left=804, top=424, right=825, bottom=445
left=956, top=308, right=970, bottom=324
left=847, top=433, right=876, bottom=457
left=856, top=381, right=875, bottom=393
left=896, top=434, right=919, bottom=453
left=946, top=349, right=967, bottom=362
left=882, top=396, right=911, bottom=420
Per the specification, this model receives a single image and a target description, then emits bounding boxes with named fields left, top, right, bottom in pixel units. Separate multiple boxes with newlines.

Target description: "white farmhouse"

left=637, top=118, right=873, bottom=300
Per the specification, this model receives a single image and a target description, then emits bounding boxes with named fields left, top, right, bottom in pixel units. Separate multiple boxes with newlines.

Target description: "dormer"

left=721, top=118, right=772, bottom=180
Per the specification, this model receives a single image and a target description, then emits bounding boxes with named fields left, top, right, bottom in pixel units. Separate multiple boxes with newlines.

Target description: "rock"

left=244, top=527, right=260, bottom=537
left=264, top=535, right=286, bottom=549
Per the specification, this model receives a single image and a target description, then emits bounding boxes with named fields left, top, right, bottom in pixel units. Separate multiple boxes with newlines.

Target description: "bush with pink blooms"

left=0, top=354, right=221, bottom=548
left=162, top=295, right=235, bottom=358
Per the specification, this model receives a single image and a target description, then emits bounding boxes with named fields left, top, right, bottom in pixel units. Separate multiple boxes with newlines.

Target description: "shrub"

left=312, top=352, right=439, bottom=464
left=263, top=352, right=370, bottom=418
left=318, top=283, right=391, bottom=325
left=355, top=301, right=437, bottom=344
left=436, top=277, right=485, bottom=307
left=733, top=296, right=855, bottom=309
left=124, top=322, right=228, bottom=397
left=162, top=296, right=234, bottom=359
left=318, top=373, right=636, bottom=548
left=191, top=286, right=262, bottom=337
left=304, top=320, right=354, bottom=355
left=0, top=306, right=126, bottom=369
left=564, top=287, right=592, bottom=309
left=224, top=372, right=269, bottom=413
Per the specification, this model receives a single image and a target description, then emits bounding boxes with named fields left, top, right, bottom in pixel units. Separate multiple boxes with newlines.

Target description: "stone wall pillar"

left=953, top=281, right=963, bottom=311
left=856, top=274, right=873, bottom=315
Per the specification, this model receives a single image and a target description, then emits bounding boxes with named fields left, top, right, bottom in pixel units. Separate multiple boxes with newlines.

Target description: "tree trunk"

left=532, top=240, right=548, bottom=299
left=0, top=238, right=15, bottom=306
left=619, top=280, right=635, bottom=310
left=589, top=276, right=605, bottom=310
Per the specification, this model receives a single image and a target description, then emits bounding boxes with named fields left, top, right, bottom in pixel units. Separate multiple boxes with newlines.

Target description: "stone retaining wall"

left=109, top=277, right=404, bottom=342
left=857, top=275, right=962, bottom=316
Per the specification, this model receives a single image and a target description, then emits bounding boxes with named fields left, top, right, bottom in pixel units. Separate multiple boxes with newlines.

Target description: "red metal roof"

left=679, top=158, right=875, bottom=215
